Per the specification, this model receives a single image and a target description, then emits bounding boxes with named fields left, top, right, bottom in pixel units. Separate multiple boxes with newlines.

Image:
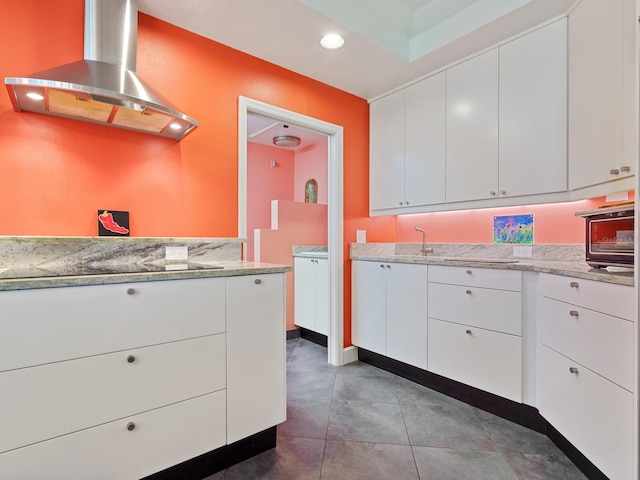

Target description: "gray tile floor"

left=208, top=338, right=587, bottom=480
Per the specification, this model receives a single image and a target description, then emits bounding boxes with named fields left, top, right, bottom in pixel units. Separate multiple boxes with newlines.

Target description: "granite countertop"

left=350, top=253, right=634, bottom=286
left=292, top=246, right=328, bottom=259
left=0, top=260, right=292, bottom=292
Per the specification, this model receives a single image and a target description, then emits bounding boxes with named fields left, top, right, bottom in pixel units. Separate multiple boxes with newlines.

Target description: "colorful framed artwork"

left=493, top=214, right=533, bottom=244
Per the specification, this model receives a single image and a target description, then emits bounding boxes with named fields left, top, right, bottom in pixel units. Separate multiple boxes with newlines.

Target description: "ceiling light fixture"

left=273, top=135, right=301, bottom=147
left=320, top=33, right=345, bottom=50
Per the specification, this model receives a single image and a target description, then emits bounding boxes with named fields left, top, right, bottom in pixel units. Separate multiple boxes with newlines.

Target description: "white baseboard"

left=342, top=346, right=358, bottom=365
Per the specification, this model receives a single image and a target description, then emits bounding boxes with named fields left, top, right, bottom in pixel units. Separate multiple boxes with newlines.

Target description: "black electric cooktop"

left=0, top=262, right=224, bottom=280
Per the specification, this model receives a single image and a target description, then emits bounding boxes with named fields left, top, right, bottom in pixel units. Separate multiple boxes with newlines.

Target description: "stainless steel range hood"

left=5, top=0, right=198, bottom=141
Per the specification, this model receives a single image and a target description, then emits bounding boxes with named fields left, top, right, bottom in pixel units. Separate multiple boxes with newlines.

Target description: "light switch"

left=356, top=230, right=366, bottom=243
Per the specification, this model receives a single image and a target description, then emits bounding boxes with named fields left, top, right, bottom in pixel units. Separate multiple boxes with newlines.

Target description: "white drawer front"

left=429, top=265, right=522, bottom=291
left=428, top=282, right=522, bottom=335
left=538, top=346, right=633, bottom=480
left=428, top=318, right=522, bottom=402
left=539, top=296, right=633, bottom=391
left=0, top=391, right=226, bottom=480
left=0, top=277, right=226, bottom=372
left=538, top=273, right=633, bottom=320
left=0, top=334, right=225, bottom=453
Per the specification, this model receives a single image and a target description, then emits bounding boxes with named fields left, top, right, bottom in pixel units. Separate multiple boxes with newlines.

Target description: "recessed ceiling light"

left=26, top=92, right=44, bottom=101
left=320, top=33, right=345, bottom=50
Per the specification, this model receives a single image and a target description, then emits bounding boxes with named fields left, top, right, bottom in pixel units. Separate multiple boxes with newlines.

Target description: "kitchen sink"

left=441, top=257, right=520, bottom=264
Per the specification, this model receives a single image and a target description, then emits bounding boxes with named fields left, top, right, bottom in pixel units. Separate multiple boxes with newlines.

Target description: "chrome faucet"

left=415, top=227, right=432, bottom=256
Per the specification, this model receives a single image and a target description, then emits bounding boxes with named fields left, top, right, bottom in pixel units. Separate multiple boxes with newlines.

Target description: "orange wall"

left=247, top=143, right=295, bottom=261
left=0, top=0, right=395, bottom=348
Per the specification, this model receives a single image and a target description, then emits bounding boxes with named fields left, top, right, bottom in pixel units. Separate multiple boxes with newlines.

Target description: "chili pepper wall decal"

left=97, top=210, right=130, bottom=236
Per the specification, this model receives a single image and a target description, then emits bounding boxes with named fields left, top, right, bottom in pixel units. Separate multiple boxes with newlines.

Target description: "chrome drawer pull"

left=610, top=168, right=620, bottom=175
left=569, top=367, right=579, bottom=374
left=127, top=422, right=136, bottom=431
left=569, top=310, right=579, bottom=317
left=620, top=165, right=631, bottom=173
left=380, top=264, right=386, bottom=269
left=569, top=282, right=579, bottom=288
left=465, top=269, right=472, bottom=275
left=254, top=279, right=262, bottom=285
left=127, top=355, right=135, bottom=364
left=126, top=288, right=136, bottom=295
left=386, top=264, right=391, bottom=269
left=465, top=329, right=472, bottom=335
left=465, top=289, right=472, bottom=295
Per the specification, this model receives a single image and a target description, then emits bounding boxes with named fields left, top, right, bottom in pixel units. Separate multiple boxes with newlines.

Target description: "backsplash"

left=351, top=242, right=584, bottom=262
left=0, top=237, right=244, bottom=269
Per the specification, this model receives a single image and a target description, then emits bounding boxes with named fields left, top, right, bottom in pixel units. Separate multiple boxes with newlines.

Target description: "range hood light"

left=4, top=0, right=198, bottom=141
left=169, top=122, right=182, bottom=130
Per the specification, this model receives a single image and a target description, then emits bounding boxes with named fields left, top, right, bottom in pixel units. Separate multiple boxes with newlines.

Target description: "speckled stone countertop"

left=351, top=243, right=634, bottom=286
left=0, top=261, right=292, bottom=291
left=292, top=246, right=328, bottom=259
left=0, top=236, right=291, bottom=291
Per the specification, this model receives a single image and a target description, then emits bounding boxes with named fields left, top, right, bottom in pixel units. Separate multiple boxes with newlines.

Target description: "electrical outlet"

left=165, top=245, right=188, bottom=261
left=513, top=246, right=532, bottom=258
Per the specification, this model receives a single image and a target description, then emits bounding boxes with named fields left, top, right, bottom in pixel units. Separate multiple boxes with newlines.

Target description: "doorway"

left=238, top=97, right=346, bottom=366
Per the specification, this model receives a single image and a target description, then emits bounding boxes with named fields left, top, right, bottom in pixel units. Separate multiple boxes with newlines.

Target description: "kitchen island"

left=0, top=236, right=291, bottom=479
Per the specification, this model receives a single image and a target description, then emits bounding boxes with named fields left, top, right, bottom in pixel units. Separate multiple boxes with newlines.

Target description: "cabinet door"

left=568, top=0, right=634, bottom=189
left=294, top=257, right=316, bottom=331
left=446, top=49, right=499, bottom=202
left=0, top=278, right=226, bottom=373
left=226, top=274, right=286, bottom=443
left=538, top=346, right=633, bottom=480
left=404, top=73, right=446, bottom=206
left=386, top=263, right=428, bottom=369
left=351, top=261, right=387, bottom=355
left=0, top=391, right=226, bottom=480
left=428, top=318, right=522, bottom=402
left=370, top=90, right=405, bottom=210
left=0, top=335, right=225, bottom=454
left=499, top=19, right=567, bottom=197
left=315, top=258, right=330, bottom=336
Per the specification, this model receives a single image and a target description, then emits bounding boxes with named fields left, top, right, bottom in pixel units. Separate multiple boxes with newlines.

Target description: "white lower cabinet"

left=428, top=266, right=523, bottom=402
left=428, top=318, right=522, bottom=402
left=0, top=391, right=227, bottom=480
left=352, top=260, right=428, bottom=369
left=294, top=256, right=329, bottom=335
left=0, top=273, right=287, bottom=478
left=537, top=273, right=635, bottom=480
left=538, top=346, right=633, bottom=480
left=226, top=273, right=286, bottom=444
left=0, top=334, right=225, bottom=454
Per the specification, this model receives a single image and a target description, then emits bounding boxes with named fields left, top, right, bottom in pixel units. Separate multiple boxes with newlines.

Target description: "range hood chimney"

left=5, top=0, right=198, bottom=141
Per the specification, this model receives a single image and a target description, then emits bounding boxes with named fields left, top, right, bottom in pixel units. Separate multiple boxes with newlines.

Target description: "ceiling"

left=247, top=113, right=327, bottom=151
left=138, top=0, right=575, bottom=100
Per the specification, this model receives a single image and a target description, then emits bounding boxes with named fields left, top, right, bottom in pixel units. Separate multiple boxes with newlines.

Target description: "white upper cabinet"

left=404, top=73, right=446, bottom=207
left=568, top=0, right=636, bottom=191
left=446, top=50, right=499, bottom=203
left=499, top=19, right=567, bottom=197
left=370, top=90, right=405, bottom=211
left=370, top=73, right=446, bottom=213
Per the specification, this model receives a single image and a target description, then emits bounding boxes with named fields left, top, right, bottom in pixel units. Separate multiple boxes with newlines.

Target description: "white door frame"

left=238, top=96, right=346, bottom=366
